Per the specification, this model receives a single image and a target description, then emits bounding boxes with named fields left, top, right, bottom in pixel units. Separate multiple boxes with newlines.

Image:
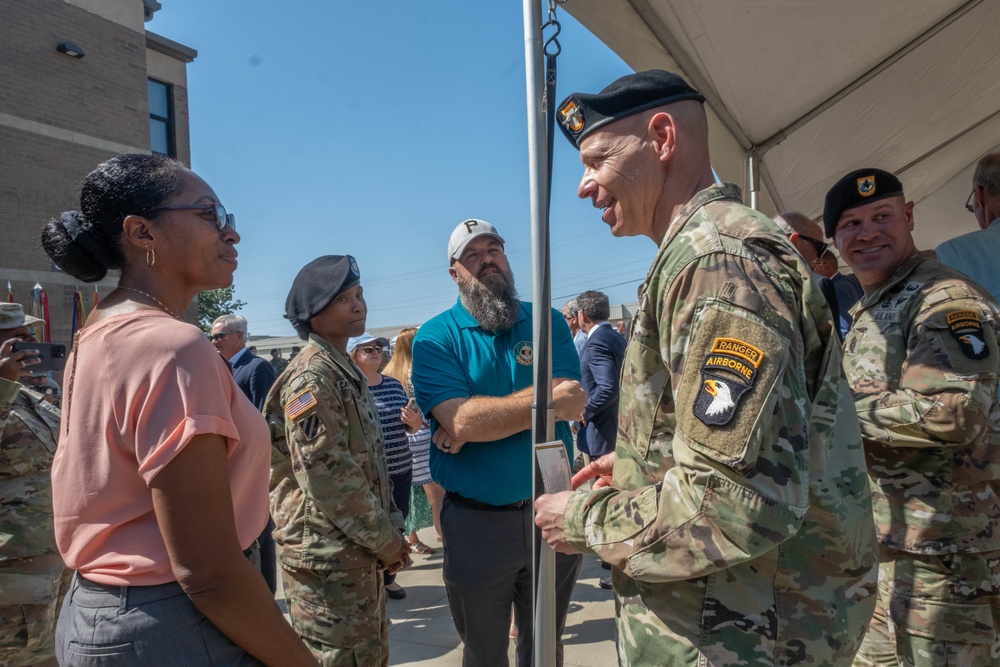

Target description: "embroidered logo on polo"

left=514, top=341, right=534, bottom=366
left=693, top=337, right=765, bottom=426
left=947, top=310, right=990, bottom=359
left=559, top=100, right=584, bottom=133
left=857, top=175, right=876, bottom=197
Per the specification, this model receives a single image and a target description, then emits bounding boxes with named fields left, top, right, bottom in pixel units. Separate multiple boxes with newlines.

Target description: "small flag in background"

left=30, top=283, right=50, bottom=342
left=72, top=288, right=87, bottom=337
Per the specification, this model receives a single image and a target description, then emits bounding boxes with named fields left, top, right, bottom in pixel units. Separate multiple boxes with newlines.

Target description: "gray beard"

left=458, top=269, right=520, bottom=333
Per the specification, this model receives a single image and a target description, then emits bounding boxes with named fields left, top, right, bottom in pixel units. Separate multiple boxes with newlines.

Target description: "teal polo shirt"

left=411, top=299, right=581, bottom=506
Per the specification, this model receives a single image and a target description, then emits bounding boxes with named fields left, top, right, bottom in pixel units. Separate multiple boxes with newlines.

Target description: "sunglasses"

left=209, top=331, right=241, bottom=342
left=966, top=190, right=976, bottom=213
left=800, top=235, right=829, bottom=257
left=145, top=203, right=236, bottom=231
left=359, top=345, right=383, bottom=355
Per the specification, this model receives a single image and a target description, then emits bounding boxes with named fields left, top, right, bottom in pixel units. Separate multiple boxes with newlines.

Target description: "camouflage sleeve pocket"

left=674, top=300, right=789, bottom=473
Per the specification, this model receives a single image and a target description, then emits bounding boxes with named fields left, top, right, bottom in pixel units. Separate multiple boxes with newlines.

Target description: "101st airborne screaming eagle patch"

left=693, top=337, right=765, bottom=426
left=947, top=310, right=990, bottom=360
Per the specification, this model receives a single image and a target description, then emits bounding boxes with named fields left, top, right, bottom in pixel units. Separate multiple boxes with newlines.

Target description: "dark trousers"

left=385, top=469, right=413, bottom=588
left=441, top=495, right=582, bottom=667
left=256, top=517, right=277, bottom=595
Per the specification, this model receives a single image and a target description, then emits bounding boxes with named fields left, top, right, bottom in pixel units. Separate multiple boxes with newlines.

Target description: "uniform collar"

left=307, top=333, right=365, bottom=383
left=661, top=182, right=743, bottom=251
left=858, top=252, right=929, bottom=307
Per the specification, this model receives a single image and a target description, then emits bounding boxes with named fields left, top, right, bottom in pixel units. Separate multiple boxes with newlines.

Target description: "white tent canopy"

left=563, top=0, right=1000, bottom=249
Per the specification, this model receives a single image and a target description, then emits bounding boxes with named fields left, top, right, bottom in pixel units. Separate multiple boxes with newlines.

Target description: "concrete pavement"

left=385, top=528, right=618, bottom=666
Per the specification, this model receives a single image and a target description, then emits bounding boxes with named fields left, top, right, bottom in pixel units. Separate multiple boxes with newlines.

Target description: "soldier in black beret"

left=827, top=166, right=1000, bottom=664
left=535, top=68, right=879, bottom=664
left=822, top=168, right=904, bottom=238
left=284, top=254, right=361, bottom=340
left=267, top=253, right=410, bottom=663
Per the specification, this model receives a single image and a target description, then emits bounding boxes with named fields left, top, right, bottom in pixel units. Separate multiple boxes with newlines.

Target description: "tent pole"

left=523, top=1, right=557, bottom=665
left=747, top=149, right=760, bottom=211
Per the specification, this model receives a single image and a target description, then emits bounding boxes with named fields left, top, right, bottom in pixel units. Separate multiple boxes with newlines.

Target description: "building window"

left=148, top=78, right=174, bottom=157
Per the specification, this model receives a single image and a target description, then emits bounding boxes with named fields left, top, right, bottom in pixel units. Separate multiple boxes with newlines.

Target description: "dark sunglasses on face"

left=209, top=331, right=241, bottom=342
left=359, top=345, right=383, bottom=355
left=144, top=203, right=236, bottom=231
left=800, top=235, right=829, bottom=257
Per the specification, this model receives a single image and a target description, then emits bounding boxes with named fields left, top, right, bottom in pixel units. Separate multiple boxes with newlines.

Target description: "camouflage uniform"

left=0, top=377, right=67, bottom=666
left=270, top=357, right=289, bottom=376
left=842, top=253, right=1000, bottom=666
left=562, top=183, right=879, bottom=665
left=265, top=334, right=405, bottom=667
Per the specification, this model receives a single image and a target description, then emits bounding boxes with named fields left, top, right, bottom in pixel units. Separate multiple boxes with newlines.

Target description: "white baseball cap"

left=447, top=219, right=505, bottom=264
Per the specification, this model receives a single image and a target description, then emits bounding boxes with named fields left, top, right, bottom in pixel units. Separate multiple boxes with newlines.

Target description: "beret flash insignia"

left=559, top=100, right=584, bottom=133
left=857, top=176, right=876, bottom=197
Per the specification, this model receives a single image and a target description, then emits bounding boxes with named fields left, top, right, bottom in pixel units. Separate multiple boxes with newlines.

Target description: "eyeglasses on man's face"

left=209, top=331, right=241, bottom=342
left=359, top=345, right=383, bottom=355
left=966, top=190, right=976, bottom=213
left=800, top=235, right=829, bottom=257
left=145, top=203, right=236, bottom=231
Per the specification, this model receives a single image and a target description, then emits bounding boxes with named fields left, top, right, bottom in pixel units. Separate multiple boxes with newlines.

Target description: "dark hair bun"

left=40, top=211, right=113, bottom=282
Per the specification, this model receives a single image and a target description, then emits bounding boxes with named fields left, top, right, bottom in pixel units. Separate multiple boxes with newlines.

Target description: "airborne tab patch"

left=694, top=338, right=765, bottom=426
left=947, top=310, right=990, bottom=360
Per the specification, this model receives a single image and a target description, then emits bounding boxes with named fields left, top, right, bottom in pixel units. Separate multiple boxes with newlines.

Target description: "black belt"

left=446, top=491, right=531, bottom=511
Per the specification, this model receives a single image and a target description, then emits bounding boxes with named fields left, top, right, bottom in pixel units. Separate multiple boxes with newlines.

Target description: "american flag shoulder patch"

left=285, top=389, right=318, bottom=420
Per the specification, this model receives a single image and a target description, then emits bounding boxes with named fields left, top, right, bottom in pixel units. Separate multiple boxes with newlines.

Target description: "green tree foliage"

left=197, top=286, right=247, bottom=333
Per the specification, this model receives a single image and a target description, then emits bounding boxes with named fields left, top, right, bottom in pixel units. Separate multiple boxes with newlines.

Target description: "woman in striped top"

left=349, top=333, right=421, bottom=599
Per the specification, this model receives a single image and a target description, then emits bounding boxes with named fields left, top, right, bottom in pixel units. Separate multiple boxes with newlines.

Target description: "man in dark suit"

left=576, top=290, right=627, bottom=590
left=210, top=314, right=279, bottom=593
left=211, top=314, right=277, bottom=410
left=576, top=291, right=627, bottom=459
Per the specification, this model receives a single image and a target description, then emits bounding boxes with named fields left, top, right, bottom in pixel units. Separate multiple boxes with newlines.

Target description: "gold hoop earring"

left=145, top=246, right=155, bottom=267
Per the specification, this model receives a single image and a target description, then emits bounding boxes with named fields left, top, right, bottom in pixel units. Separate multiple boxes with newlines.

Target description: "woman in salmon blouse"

left=41, top=154, right=316, bottom=666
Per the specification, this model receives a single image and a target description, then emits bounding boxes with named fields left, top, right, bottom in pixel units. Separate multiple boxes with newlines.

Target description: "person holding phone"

left=40, top=154, right=316, bottom=666
left=0, top=303, right=67, bottom=666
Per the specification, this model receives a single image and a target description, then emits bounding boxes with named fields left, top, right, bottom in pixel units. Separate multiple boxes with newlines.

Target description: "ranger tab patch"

left=947, top=310, right=990, bottom=360
left=694, top=337, right=764, bottom=426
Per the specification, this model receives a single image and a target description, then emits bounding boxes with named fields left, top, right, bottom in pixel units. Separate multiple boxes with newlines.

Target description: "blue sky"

left=150, top=2, right=652, bottom=336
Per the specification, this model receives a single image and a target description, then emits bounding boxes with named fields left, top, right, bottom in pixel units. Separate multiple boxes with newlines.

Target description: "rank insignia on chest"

left=693, top=337, right=764, bottom=426
left=947, top=310, right=990, bottom=360
left=285, top=389, right=318, bottom=420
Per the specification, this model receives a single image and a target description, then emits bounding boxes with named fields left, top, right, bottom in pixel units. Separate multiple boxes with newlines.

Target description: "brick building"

left=0, top=0, right=196, bottom=343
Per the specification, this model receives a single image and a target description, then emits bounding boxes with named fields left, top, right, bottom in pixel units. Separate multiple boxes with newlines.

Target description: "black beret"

left=823, top=168, right=904, bottom=238
left=557, top=70, right=705, bottom=148
left=285, top=255, right=361, bottom=340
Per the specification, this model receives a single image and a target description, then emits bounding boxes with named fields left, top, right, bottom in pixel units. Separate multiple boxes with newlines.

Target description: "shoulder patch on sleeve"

left=285, top=389, right=318, bottom=420
left=694, top=338, right=764, bottom=426
left=675, top=303, right=789, bottom=470
left=947, top=310, right=990, bottom=360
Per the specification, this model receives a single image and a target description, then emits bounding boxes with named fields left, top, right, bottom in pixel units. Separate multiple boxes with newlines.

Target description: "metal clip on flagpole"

left=523, top=1, right=566, bottom=664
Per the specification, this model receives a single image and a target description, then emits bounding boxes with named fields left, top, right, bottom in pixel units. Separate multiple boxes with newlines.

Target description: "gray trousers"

left=441, top=495, right=582, bottom=667
left=55, top=545, right=265, bottom=666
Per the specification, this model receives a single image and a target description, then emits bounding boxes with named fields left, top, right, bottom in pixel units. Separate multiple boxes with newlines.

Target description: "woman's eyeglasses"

left=359, top=345, right=383, bottom=355
left=144, top=203, right=236, bottom=231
